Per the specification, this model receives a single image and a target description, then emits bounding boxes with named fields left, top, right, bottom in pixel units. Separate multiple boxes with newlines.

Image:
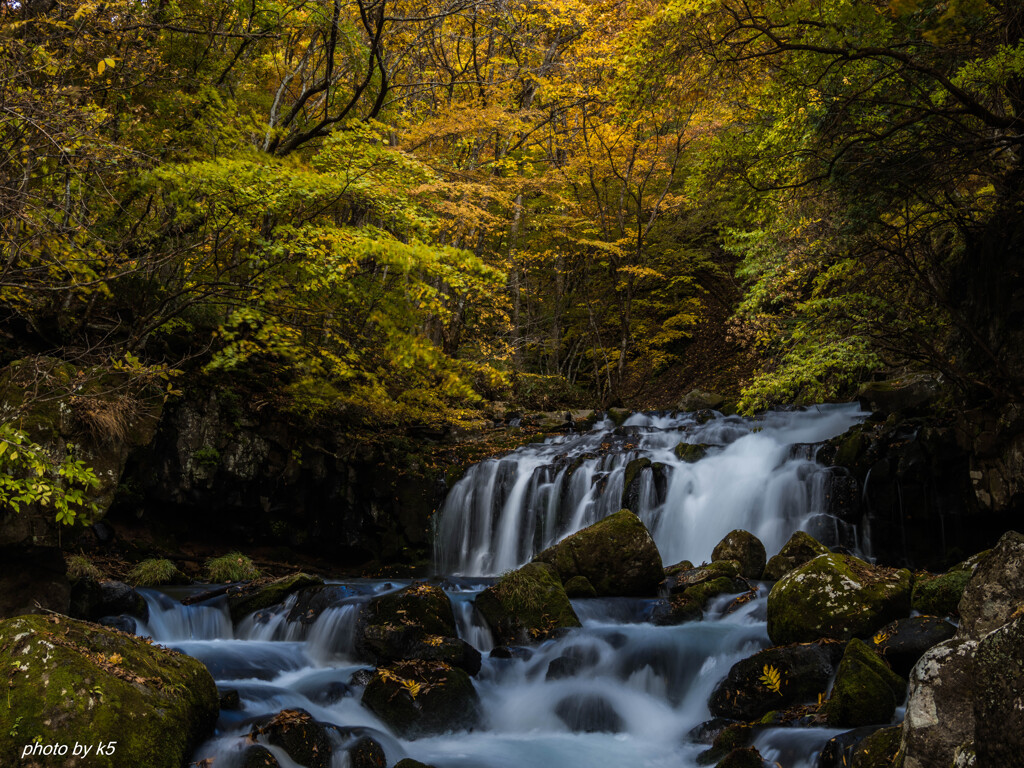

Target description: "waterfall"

left=434, top=403, right=867, bottom=575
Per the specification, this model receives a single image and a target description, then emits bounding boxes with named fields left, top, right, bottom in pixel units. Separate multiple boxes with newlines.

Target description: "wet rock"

left=349, top=669, right=376, bottom=686
left=973, top=613, right=1024, bottom=767
left=956, top=530, right=1024, bottom=639
left=766, top=553, right=912, bottom=644
left=564, top=575, right=597, bottom=598
left=546, top=655, right=584, bottom=680
left=394, top=761, right=437, bottom=768
left=227, top=572, right=324, bottom=622
left=651, top=593, right=703, bottom=626
left=489, top=646, right=534, bottom=661
left=716, top=746, right=765, bottom=768
left=287, top=584, right=359, bottom=624
left=97, top=615, right=137, bottom=634
left=361, top=661, right=478, bottom=737
left=911, top=570, right=971, bottom=618
left=535, top=509, right=663, bottom=596
left=0, top=614, right=218, bottom=768
left=219, top=688, right=241, bottom=710
left=822, top=639, right=906, bottom=727
left=868, top=616, right=956, bottom=677
left=850, top=726, right=902, bottom=768
left=688, top=718, right=736, bottom=745
left=816, top=726, right=882, bottom=768
left=709, top=641, right=841, bottom=721
left=475, top=562, right=580, bottom=644
left=762, top=531, right=830, bottom=581
left=674, top=442, right=709, bottom=462
left=622, top=457, right=652, bottom=508
left=696, top=723, right=753, bottom=765
left=899, top=636, right=978, bottom=768
left=70, top=577, right=147, bottom=623
left=679, top=389, right=727, bottom=412
left=683, top=576, right=746, bottom=608
left=712, top=530, right=767, bottom=580
left=606, top=407, right=631, bottom=426
left=251, top=709, right=332, bottom=768
left=294, top=679, right=350, bottom=706
left=239, top=745, right=281, bottom=768
left=554, top=693, right=624, bottom=733
left=664, top=559, right=695, bottom=577
left=670, top=560, right=741, bottom=593
left=348, top=735, right=387, bottom=768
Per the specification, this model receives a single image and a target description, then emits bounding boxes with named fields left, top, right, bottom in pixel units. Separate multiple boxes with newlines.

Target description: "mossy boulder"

left=868, top=616, right=956, bottom=678
left=911, top=570, right=972, bottom=618
left=766, top=553, right=912, bottom=644
left=250, top=709, right=332, bottom=768
left=762, top=531, right=830, bottom=581
left=712, top=530, right=766, bottom=580
left=973, top=613, right=1024, bottom=767
left=361, top=661, right=478, bottom=737
left=475, top=562, right=580, bottom=645
left=678, top=390, right=727, bottom=412
left=709, top=640, right=842, bottom=720
left=227, top=572, right=324, bottom=622
left=696, top=723, right=753, bottom=765
left=669, top=560, right=741, bottom=593
left=823, top=639, right=906, bottom=727
left=716, top=746, right=765, bottom=768
left=621, top=458, right=652, bottom=507
left=850, top=726, right=902, bottom=768
left=956, top=530, right=1024, bottom=639
left=664, top=559, right=695, bottom=577
left=533, top=509, right=663, bottom=596
left=683, top=576, right=746, bottom=608
left=651, top=593, right=703, bottom=626
left=563, top=575, right=597, bottom=598
left=0, top=614, right=217, bottom=768
left=674, top=442, right=709, bottom=462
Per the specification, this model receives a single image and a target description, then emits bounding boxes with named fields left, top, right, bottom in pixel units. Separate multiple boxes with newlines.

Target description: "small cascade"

left=434, top=404, right=867, bottom=575
left=139, top=590, right=234, bottom=641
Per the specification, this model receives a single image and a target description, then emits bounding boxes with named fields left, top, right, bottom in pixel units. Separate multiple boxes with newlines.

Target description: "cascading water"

left=434, top=403, right=867, bottom=574
left=127, top=404, right=873, bottom=768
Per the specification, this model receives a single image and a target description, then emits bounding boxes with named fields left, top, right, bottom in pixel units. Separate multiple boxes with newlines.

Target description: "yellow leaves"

left=759, top=664, right=784, bottom=695
left=400, top=679, right=422, bottom=699
left=107, top=654, right=123, bottom=666
left=872, top=630, right=890, bottom=646
left=97, top=58, right=116, bottom=75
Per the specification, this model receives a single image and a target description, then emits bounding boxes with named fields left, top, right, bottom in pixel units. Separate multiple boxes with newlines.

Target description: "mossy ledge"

left=0, top=614, right=218, bottom=768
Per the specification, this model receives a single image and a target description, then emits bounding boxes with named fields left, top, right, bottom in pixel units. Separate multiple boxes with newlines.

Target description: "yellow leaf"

left=759, top=664, right=783, bottom=695
left=97, top=60, right=105, bottom=74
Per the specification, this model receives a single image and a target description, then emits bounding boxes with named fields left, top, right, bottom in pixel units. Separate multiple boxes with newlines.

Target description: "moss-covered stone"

left=684, top=576, right=746, bottom=608
left=475, top=562, right=581, bottom=644
left=674, top=442, right=709, bottom=463
left=672, top=560, right=742, bottom=591
left=762, top=531, right=830, bottom=581
left=227, top=572, right=324, bottom=622
left=823, top=639, right=906, bottom=727
left=651, top=593, right=703, bottom=626
left=607, top=407, right=631, bottom=426
left=564, top=575, right=597, bottom=598
left=712, top=530, right=767, bottom=580
left=664, top=560, right=695, bottom=577
left=850, top=726, right=902, bottom=768
left=696, top=723, right=753, bottom=765
left=0, top=614, right=217, bottom=768
left=250, top=709, right=332, bottom=768
left=622, top=458, right=652, bottom=507
left=361, top=661, right=478, bottom=737
left=716, top=746, right=765, bottom=768
left=956, top=531, right=1024, bottom=639
left=767, top=553, right=912, bottom=644
left=533, top=509, right=663, bottom=596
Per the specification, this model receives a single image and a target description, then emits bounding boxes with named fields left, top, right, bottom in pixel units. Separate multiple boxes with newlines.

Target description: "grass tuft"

left=128, top=558, right=182, bottom=587
left=66, top=554, right=103, bottom=582
left=205, top=551, right=260, bottom=582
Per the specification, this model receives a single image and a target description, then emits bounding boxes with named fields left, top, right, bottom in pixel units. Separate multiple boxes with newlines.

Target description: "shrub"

left=205, top=552, right=260, bottom=582
left=66, top=554, right=103, bottom=582
left=128, top=558, right=182, bottom=587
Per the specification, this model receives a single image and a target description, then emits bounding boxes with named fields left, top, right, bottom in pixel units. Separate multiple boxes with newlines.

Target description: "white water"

left=435, top=404, right=867, bottom=574
left=129, top=405, right=869, bottom=768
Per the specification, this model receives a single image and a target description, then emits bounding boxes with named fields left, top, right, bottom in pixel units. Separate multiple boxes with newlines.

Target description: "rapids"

left=133, top=404, right=870, bottom=768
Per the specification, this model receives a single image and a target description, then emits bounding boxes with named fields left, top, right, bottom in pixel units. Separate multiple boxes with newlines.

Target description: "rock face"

left=956, top=530, right=1024, bottom=639
left=0, top=614, right=218, bottom=768
left=709, top=641, right=842, bottom=720
left=475, top=562, right=581, bottom=644
left=822, top=639, right=906, bottom=727
left=868, top=616, right=956, bottom=678
left=762, top=531, right=830, bottom=581
left=712, top=530, right=766, bottom=580
left=227, top=572, right=324, bottom=622
left=766, top=553, right=912, bottom=645
left=973, top=613, right=1024, bottom=767
left=356, top=583, right=480, bottom=674
left=533, top=509, right=663, bottom=596
left=361, top=661, right=478, bottom=737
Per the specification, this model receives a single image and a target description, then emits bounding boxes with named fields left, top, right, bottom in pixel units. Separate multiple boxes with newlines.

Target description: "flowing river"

left=135, top=403, right=869, bottom=768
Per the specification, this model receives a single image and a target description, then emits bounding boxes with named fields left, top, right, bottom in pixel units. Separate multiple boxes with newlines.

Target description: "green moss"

left=127, top=558, right=182, bottom=587
left=823, top=639, right=906, bottom=727
left=475, top=562, right=580, bottom=644
left=621, top=458, right=652, bottom=505
left=227, top=572, right=323, bottom=622
left=205, top=551, right=260, bottom=582
left=66, top=554, right=103, bottom=582
left=192, top=446, right=221, bottom=468
left=674, top=442, right=709, bottom=462
left=563, top=575, right=597, bottom=598
left=684, top=576, right=744, bottom=608
left=851, top=726, right=902, bottom=768
left=763, top=531, right=830, bottom=581
left=0, top=615, right=217, bottom=768
left=911, top=567, right=973, bottom=617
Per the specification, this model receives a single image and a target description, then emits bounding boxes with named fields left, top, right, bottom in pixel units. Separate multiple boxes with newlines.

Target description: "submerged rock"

left=762, top=531, right=830, bottom=581
left=822, top=639, right=905, bottom=727
left=956, top=530, right=1024, bottom=639
left=475, top=562, right=581, bottom=644
left=712, top=530, right=766, bottom=580
left=554, top=693, right=624, bottom=733
left=361, top=661, right=478, bottom=737
left=250, top=709, right=332, bottom=768
left=766, top=553, right=912, bottom=644
left=709, top=640, right=842, bottom=721
left=0, top=614, right=217, bottom=768
left=227, top=572, right=324, bottom=622
left=534, top=508, right=663, bottom=596
left=868, top=616, right=956, bottom=678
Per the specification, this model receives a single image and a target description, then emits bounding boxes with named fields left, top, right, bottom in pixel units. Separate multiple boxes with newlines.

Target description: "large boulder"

left=227, top=572, right=324, bottom=622
left=249, top=709, right=332, bottom=768
left=766, top=553, right=912, bottom=644
left=867, top=616, right=956, bottom=678
left=762, top=531, right=830, bottom=581
left=898, top=636, right=979, bottom=768
left=0, top=614, right=218, bottom=768
left=475, top=562, right=580, bottom=644
left=534, top=509, right=663, bottom=596
left=709, top=641, right=842, bottom=720
left=356, top=583, right=479, bottom=674
left=361, top=661, right=478, bottom=737
left=956, top=530, right=1024, bottom=639
left=973, top=613, right=1024, bottom=767
left=822, top=639, right=906, bottom=727
left=712, top=530, right=766, bottom=580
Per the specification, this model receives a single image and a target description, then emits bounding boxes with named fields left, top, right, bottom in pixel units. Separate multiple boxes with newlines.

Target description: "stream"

left=136, top=403, right=870, bottom=768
